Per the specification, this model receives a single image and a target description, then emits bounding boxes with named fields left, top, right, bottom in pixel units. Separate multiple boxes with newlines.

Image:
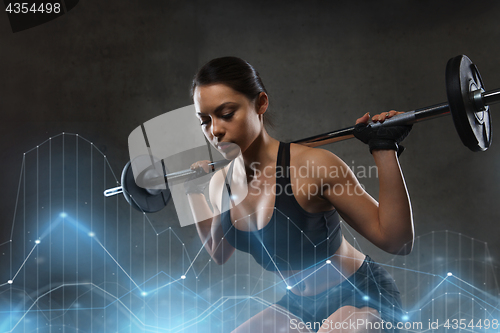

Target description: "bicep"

left=321, top=155, right=386, bottom=247
left=207, top=171, right=236, bottom=263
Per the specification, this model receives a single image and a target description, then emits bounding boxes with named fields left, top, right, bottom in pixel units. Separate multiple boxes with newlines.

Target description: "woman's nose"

left=211, top=118, right=225, bottom=138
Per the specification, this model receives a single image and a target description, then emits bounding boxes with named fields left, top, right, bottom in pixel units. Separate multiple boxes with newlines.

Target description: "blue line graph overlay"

left=0, top=133, right=499, bottom=332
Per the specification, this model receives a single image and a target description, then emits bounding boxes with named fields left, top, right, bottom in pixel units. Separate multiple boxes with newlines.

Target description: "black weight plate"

left=446, top=55, right=492, bottom=152
left=121, top=161, right=171, bottom=213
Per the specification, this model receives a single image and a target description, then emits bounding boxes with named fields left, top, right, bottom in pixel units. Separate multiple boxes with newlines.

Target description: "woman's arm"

left=371, top=149, right=414, bottom=254
left=186, top=170, right=235, bottom=264
left=308, top=145, right=414, bottom=255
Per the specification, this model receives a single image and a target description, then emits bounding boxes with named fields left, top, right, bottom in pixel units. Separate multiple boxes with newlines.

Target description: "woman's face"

left=193, top=84, right=267, bottom=160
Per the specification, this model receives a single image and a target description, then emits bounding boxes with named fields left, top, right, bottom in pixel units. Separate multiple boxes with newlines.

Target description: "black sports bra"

left=220, top=142, right=343, bottom=272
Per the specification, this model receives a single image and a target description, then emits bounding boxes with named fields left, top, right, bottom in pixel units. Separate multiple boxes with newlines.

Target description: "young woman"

left=185, top=56, right=413, bottom=333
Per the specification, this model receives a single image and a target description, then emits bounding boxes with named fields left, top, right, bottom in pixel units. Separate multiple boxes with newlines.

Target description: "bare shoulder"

left=289, top=143, right=347, bottom=169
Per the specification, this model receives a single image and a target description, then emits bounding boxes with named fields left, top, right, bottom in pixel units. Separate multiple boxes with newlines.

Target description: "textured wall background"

left=1, top=0, right=500, bottom=330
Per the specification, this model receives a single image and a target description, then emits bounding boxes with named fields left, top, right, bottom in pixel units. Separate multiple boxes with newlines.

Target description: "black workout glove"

left=184, top=163, right=212, bottom=195
left=353, top=122, right=412, bottom=156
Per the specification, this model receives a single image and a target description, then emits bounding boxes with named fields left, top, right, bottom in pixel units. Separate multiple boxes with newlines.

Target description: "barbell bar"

left=104, top=55, right=500, bottom=213
left=295, top=55, right=499, bottom=149
left=293, top=89, right=499, bottom=147
left=104, top=159, right=230, bottom=197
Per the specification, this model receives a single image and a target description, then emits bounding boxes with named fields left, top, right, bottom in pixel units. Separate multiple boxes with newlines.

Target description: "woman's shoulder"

left=289, top=142, right=346, bottom=169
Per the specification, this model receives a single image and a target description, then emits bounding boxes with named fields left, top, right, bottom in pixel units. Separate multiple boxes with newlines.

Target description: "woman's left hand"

left=353, top=110, right=412, bottom=156
left=355, top=110, right=405, bottom=124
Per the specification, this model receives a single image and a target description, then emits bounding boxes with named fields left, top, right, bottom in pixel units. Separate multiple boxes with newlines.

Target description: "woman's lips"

left=218, top=143, right=242, bottom=156
left=217, top=143, right=232, bottom=151
left=215, top=142, right=241, bottom=158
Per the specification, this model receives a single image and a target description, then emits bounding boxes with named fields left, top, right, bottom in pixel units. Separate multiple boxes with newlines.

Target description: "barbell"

left=104, top=55, right=500, bottom=213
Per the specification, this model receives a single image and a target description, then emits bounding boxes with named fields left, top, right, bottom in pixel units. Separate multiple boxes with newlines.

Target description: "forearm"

left=372, top=150, right=414, bottom=254
left=187, top=193, right=216, bottom=253
left=187, top=193, right=231, bottom=262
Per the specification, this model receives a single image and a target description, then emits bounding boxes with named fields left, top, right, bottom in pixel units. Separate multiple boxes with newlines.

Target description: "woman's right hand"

left=189, top=160, right=212, bottom=174
left=184, top=160, right=212, bottom=195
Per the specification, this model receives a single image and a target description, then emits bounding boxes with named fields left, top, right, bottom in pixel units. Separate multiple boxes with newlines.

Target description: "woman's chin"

left=220, top=146, right=241, bottom=160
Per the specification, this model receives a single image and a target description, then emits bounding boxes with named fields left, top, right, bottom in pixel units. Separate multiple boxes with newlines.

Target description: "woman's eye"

left=221, top=111, right=235, bottom=119
left=200, top=111, right=234, bottom=126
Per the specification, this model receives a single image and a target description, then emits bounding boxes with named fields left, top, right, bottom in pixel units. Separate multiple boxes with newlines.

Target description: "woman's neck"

left=241, top=130, right=280, bottom=175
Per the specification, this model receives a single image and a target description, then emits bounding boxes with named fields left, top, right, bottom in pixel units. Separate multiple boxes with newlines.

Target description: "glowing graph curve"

left=0, top=133, right=499, bottom=332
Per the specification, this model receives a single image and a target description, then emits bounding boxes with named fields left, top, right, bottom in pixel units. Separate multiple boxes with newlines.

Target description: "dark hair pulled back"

left=191, top=56, right=273, bottom=128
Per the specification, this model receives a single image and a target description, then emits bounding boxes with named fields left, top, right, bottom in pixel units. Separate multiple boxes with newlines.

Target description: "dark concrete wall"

left=1, top=0, right=500, bottom=328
